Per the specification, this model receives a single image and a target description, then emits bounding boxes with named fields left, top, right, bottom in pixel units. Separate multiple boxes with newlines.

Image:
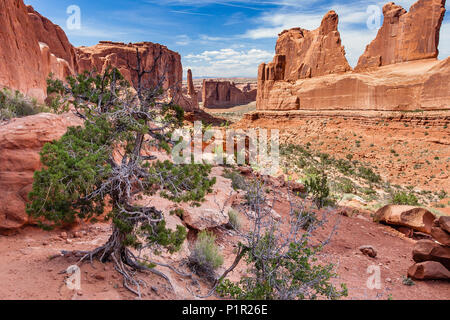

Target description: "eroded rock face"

left=0, top=1, right=76, bottom=102
left=256, top=0, right=449, bottom=112
left=356, top=0, right=446, bottom=71
left=0, top=113, right=82, bottom=233
left=257, top=58, right=450, bottom=111
left=77, top=41, right=182, bottom=93
left=275, top=11, right=351, bottom=81
left=203, top=80, right=257, bottom=108
left=26, top=6, right=78, bottom=71
left=0, top=0, right=45, bottom=101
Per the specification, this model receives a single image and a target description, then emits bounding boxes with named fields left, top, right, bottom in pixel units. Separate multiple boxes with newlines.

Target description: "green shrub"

left=392, top=191, right=419, bottom=206
left=228, top=209, right=242, bottom=230
left=357, top=166, right=381, bottom=183
left=336, top=177, right=354, bottom=194
left=189, top=231, right=224, bottom=279
left=0, top=88, right=44, bottom=120
left=223, top=169, right=247, bottom=191
left=304, top=171, right=331, bottom=209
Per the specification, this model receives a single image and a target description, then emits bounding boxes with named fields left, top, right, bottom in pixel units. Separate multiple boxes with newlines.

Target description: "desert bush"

left=214, top=180, right=347, bottom=300
left=223, top=169, right=247, bottom=191
left=228, top=209, right=242, bottom=230
left=357, top=166, right=381, bottom=183
left=0, top=88, right=43, bottom=120
left=189, top=231, right=224, bottom=280
left=392, top=191, right=419, bottom=206
left=336, top=177, right=354, bottom=194
left=304, top=171, right=331, bottom=209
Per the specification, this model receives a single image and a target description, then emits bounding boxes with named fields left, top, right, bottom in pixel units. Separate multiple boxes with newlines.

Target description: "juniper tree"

left=27, top=50, right=215, bottom=297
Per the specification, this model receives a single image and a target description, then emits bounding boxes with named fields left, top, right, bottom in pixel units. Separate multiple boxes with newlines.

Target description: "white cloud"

left=184, top=48, right=274, bottom=77
left=175, top=35, right=191, bottom=46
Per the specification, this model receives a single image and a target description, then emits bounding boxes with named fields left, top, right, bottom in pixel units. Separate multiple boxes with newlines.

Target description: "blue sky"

left=25, top=0, right=450, bottom=78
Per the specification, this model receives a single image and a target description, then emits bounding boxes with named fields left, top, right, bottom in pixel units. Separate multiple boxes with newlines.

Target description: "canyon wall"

left=257, top=0, right=449, bottom=112
left=356, top=0, right=446, bottom=70
left=0, top=0, right=73, bottom=101
left=0, top=1, right=195, bottom=110
left=203, top=80, right=257, bottom=108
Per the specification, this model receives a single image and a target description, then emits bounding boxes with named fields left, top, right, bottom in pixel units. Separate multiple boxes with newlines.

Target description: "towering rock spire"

left=187, top=69, right=195, bottom=95
left=356, top=0, right=446, bottom=70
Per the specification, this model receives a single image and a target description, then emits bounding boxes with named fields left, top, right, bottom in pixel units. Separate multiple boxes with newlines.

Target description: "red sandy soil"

left=0, top=200, right=448, bottom=300
left=235, top=114, right=450, bottom=193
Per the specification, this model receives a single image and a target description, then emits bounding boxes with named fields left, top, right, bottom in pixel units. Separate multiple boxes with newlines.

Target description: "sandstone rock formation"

left=183, top=69, right=199, bottom=110
left=0, top=0, right=196, bottom=110
left=257, top=10, right=351, bottom=109
left=408, top=261, right=450, bottom=280
left=413, top=240, right=450, bottom=269
left=256, top=0, right=449, bottom=112
left=203, top=80, right=257, bottom=108
left=26, top=6, right=78, bottom=71
left=374, top=205, right=436, bottom=233
left=356, top=0, right=446, bottom=70
left=0, top=0, right=69, bottom=101
left=77, top=41, right=182, bottom=93
left=275, top=11, right=351, bottom=81
left=0, top=113, right=82, bottom=233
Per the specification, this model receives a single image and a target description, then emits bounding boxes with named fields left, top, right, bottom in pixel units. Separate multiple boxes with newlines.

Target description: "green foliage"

left=27, top=67, right=215, bottom=262
left=304, top=171, right=331, bottom=209
left=223, top=169, right=247, bottom=191
left=402, top=276, right=415, bottom=286
left=189, top=231, right=224, bottom=279
left=217, top=237, right=348, bottom=300
left=149, top=160, right=216, bottom=205
left=357, top=166, right=381, bottom=183
left=27, top=118, right=114, bottom=227
left=392, top=191, right=419, bottom=206
left=0, top=88, right=46, bottom=120
left=228, top=209, right=242, bottom=230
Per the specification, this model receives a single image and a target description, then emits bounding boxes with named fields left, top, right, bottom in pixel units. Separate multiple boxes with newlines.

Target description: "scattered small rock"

left=359, top=245, right=377, bottom=258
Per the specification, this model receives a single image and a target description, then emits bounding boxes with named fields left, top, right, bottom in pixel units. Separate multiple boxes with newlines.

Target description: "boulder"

left=374, top=205, right=436, bottom=233
left=438, top=216, right=450, bottom=234
left=407, top=261, right=450, bottom=280
left=356, top=0, right=446, bottom=70
left=413, top=240, right=450, bottom=269
left=181, top=167, right=236, bottom=230
left=359, top=245, right=377, bottom=258
left=431, top=227, right=450, bottom=246
left=0, top=113, right=82, bottom=232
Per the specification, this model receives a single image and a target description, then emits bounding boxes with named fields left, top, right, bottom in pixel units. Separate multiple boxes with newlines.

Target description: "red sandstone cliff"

left=203, top=80, right=257, bottom=108
left=356, top=0, right=446, bottom=70
left=0, top=1, right=196, bottom=110
left=257, top=0, right=449, bottom=112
